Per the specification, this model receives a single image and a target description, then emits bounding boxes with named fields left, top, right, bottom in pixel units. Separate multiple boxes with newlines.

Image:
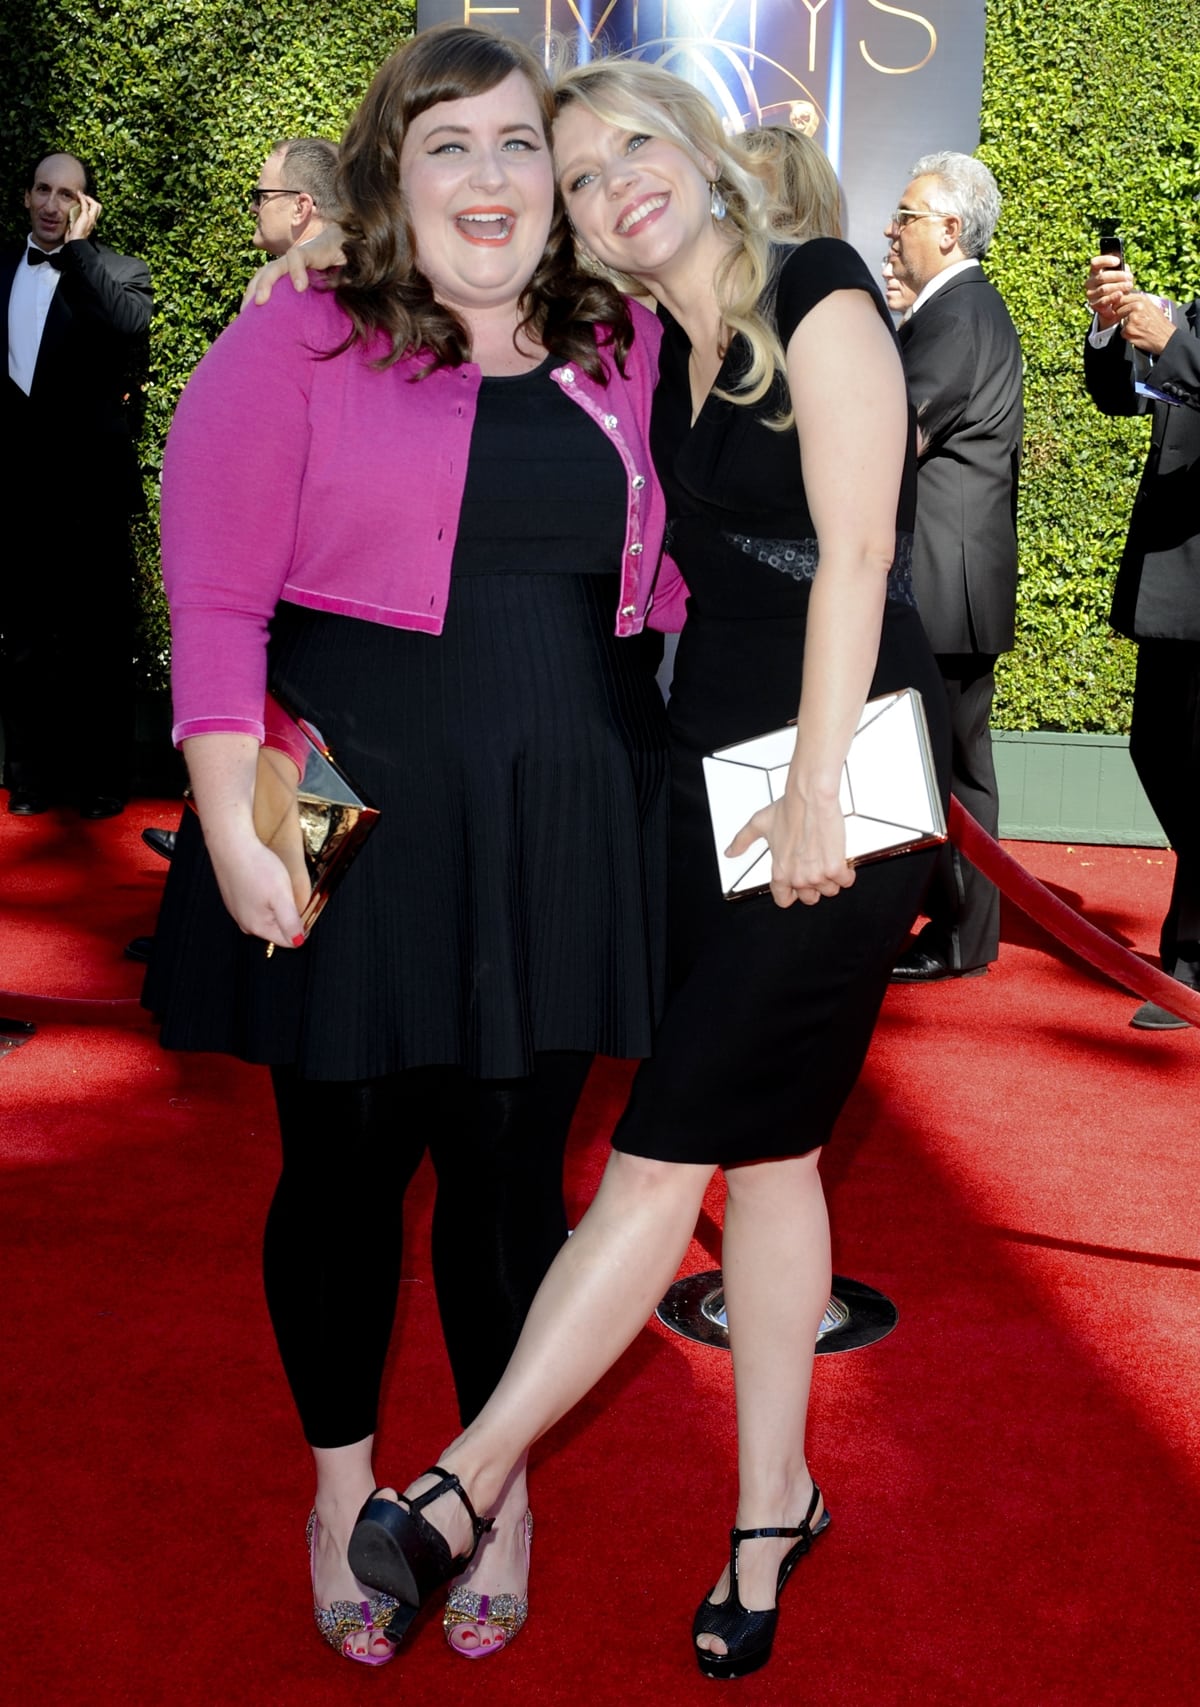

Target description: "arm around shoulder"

left=57, top=239, right=152, bottom=338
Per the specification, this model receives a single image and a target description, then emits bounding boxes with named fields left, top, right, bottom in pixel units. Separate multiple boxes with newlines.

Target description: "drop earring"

left=709, top=182, right=727, bottom=221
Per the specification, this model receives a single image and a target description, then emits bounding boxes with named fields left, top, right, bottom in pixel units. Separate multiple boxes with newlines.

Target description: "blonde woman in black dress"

left=340, top=59, right=950, bottom=1679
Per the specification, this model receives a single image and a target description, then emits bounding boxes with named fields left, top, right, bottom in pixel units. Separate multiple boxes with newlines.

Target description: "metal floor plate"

left=0, top=1018, right=36, bottom=1061
left=656, top=1269, right=898, bottom=1355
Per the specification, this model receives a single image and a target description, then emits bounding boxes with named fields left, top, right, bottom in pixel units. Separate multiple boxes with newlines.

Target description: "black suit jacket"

left=2, top=236, right=152, bottom=516
left=1083, top=301, right=1200, bottom=642
left=898, top=265, right=1024, bottom=655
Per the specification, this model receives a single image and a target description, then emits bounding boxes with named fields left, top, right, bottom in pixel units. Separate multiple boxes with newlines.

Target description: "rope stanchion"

left=948, top=798, right=1200, bottom=1027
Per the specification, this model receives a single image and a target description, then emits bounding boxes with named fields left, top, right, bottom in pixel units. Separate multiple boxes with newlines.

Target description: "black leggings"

left=263, top=1052, right=593, bottom=1449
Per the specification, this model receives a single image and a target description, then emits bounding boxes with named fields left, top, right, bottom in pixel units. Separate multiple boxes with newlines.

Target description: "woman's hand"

left=204, top=821, right=309, bottom=948
left=728, top=790, right=854, bottom=909
left=242, top=225, right=348, bottom=309
left=182, top=734, right=309, bottom=949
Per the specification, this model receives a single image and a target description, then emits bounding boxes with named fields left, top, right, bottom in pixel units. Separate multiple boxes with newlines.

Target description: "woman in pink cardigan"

left=147, top=26, right=681, bottom=1669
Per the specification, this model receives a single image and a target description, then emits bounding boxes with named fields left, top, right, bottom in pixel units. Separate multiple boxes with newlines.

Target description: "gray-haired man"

left=885, top=152, right=1024, bottom=981
left=251, top=136, right=339, bottom=258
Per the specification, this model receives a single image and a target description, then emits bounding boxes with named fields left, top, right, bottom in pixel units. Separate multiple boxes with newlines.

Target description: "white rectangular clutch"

left=702, top=687, right=947, bottom=900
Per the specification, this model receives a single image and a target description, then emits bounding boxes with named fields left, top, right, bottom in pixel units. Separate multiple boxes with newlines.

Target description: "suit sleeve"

left=901, top=304, right=984, bottom=455
left=1083, top=317, right=1144, bottom=418
left=1142, top=300, right=1200, bottom=411
left=54, top=240, right=152, bottom=339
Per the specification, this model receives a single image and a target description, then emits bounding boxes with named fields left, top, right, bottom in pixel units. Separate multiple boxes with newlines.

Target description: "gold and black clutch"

left=253, top=691, right=380, bottom=936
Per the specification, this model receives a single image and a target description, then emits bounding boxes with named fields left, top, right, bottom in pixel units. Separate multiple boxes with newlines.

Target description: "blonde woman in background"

left=741, top=123, right=843, bottom=241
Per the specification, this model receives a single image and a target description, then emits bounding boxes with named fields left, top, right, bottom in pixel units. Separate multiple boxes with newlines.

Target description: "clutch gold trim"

left=255, top=692, right=380, bottom=936
left=186, top=692, right=380, bottom=940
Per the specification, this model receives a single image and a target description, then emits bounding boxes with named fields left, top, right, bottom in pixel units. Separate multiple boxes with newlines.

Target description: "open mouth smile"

left=616, top=195, right=668, bottom=236
left=455, top=208, right=516, bottom=244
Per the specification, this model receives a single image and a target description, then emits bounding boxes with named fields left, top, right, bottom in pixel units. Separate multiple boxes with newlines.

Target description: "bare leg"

left=695, top=1149, right=830, bottom=1656
left=310, top=1436, right=395, bottom=1660
left=375, top=1148, right=716, bottom=1552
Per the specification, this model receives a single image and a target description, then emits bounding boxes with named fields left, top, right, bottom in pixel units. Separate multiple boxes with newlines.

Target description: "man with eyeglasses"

left=1, top=150, right=152, bottom=819
left=251, top=137, right=339, bottom=259
left=884, top=152, right=1023, bottom=984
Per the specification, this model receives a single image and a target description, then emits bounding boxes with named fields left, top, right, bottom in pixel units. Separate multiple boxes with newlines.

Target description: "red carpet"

left=1, top=804, right=1197, bottom=1705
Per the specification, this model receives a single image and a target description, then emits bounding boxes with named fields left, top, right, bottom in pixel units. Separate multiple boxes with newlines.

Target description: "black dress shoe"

left=124, top=936, right=154, bottom=964
left=891, top=945, right=989, bottom=983
left=7, top=788, right=51, bottom=815
left=1130, top=998, right=1190, bottom=1031
left=141, top=827, right=177, bottom=860
left=78, top=795, right=125, bottom=820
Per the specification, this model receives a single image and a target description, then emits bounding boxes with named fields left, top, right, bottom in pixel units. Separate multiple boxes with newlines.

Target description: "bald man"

left=1, top=151, right=152, bottom=817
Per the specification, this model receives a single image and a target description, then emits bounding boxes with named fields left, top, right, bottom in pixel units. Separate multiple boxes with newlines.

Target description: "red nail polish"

left=292, top=932, right=306, bottom=948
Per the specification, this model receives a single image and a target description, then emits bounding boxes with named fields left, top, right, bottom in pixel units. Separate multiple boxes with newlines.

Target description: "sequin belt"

left=719, top=530, right=916, bottom=607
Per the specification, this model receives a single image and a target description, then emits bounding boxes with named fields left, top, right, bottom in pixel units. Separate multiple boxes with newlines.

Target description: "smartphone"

left=1097, top=219, right=1124, bottom=267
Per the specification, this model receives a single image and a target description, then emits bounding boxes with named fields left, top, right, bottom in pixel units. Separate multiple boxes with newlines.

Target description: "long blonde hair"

left=554, top=59, right=793, bottom=418
left=741, top=126, right=843, bottom=242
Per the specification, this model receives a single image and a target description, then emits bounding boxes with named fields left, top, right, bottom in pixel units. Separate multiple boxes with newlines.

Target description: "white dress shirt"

left=8, top=236, right=65, bottom=395
left=908, top=258, right=981, bottom=317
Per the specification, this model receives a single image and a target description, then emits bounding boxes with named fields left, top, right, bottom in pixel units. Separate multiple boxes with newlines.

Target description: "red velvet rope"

left=4, top=807, right=1194, bottom=1028
left=948, top=797, right=1200, bottom=1026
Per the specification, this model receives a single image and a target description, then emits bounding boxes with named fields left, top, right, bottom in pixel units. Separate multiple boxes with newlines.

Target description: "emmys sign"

left=415, top=2, right=986, bottom=273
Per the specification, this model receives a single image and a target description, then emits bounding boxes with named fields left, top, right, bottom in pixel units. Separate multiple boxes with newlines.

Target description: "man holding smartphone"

left=1, top=151, right=152, bottom=818
left=1085, top=245, right=1200, bottom=1028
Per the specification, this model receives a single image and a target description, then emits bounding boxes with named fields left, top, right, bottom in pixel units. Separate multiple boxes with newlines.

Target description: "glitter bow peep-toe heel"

left=444, top=1508, right=533, bottom=1659
left=306, top=1510, right=398, bottom=1667
left=349, top=1465, right=494, bottom=1647
left=692, top=1483, right=830, bottom=1681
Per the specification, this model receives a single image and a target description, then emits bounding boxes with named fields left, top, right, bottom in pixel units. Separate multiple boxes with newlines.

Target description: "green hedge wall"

left=0, top=0, right=416, bottom=688
left=982, top=0, right=1200, bottom=730
left=2, top=0, right=1197, bottom=728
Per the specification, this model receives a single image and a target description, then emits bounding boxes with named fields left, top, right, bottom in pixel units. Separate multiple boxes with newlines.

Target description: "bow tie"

left=27, top=247, right=64, bottom=270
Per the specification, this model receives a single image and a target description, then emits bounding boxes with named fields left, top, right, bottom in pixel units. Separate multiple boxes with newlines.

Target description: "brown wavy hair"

left=333, top=25, right=632, bottom=379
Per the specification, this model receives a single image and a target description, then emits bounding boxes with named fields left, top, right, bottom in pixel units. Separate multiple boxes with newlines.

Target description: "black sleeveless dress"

left=612, top=241, right=951, bottom=1164
left=145, top=356, right=669, bottom=1082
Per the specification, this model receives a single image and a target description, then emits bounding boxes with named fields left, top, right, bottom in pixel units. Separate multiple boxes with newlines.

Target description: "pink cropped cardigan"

left=161, top=283, right=685, bottom=746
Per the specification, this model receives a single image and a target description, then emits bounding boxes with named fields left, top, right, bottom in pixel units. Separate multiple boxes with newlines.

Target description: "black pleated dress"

left=145, top=356, right=670, bottom=1082
left=612, top=241, right=951, bottom=1165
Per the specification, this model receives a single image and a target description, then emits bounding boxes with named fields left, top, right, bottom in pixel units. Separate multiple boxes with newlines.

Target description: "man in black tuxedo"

left=1, top=150, right=152, bottom=817
left=885, top=151, right=1023, bottom=981
left=1085, top=253, right=1200, bottom=1029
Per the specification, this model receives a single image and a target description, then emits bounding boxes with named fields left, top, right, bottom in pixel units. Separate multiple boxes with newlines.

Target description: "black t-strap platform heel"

left=349, top=1466, right=493, bottom=1645
left=692, top=1483, right=830, bottom=1680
